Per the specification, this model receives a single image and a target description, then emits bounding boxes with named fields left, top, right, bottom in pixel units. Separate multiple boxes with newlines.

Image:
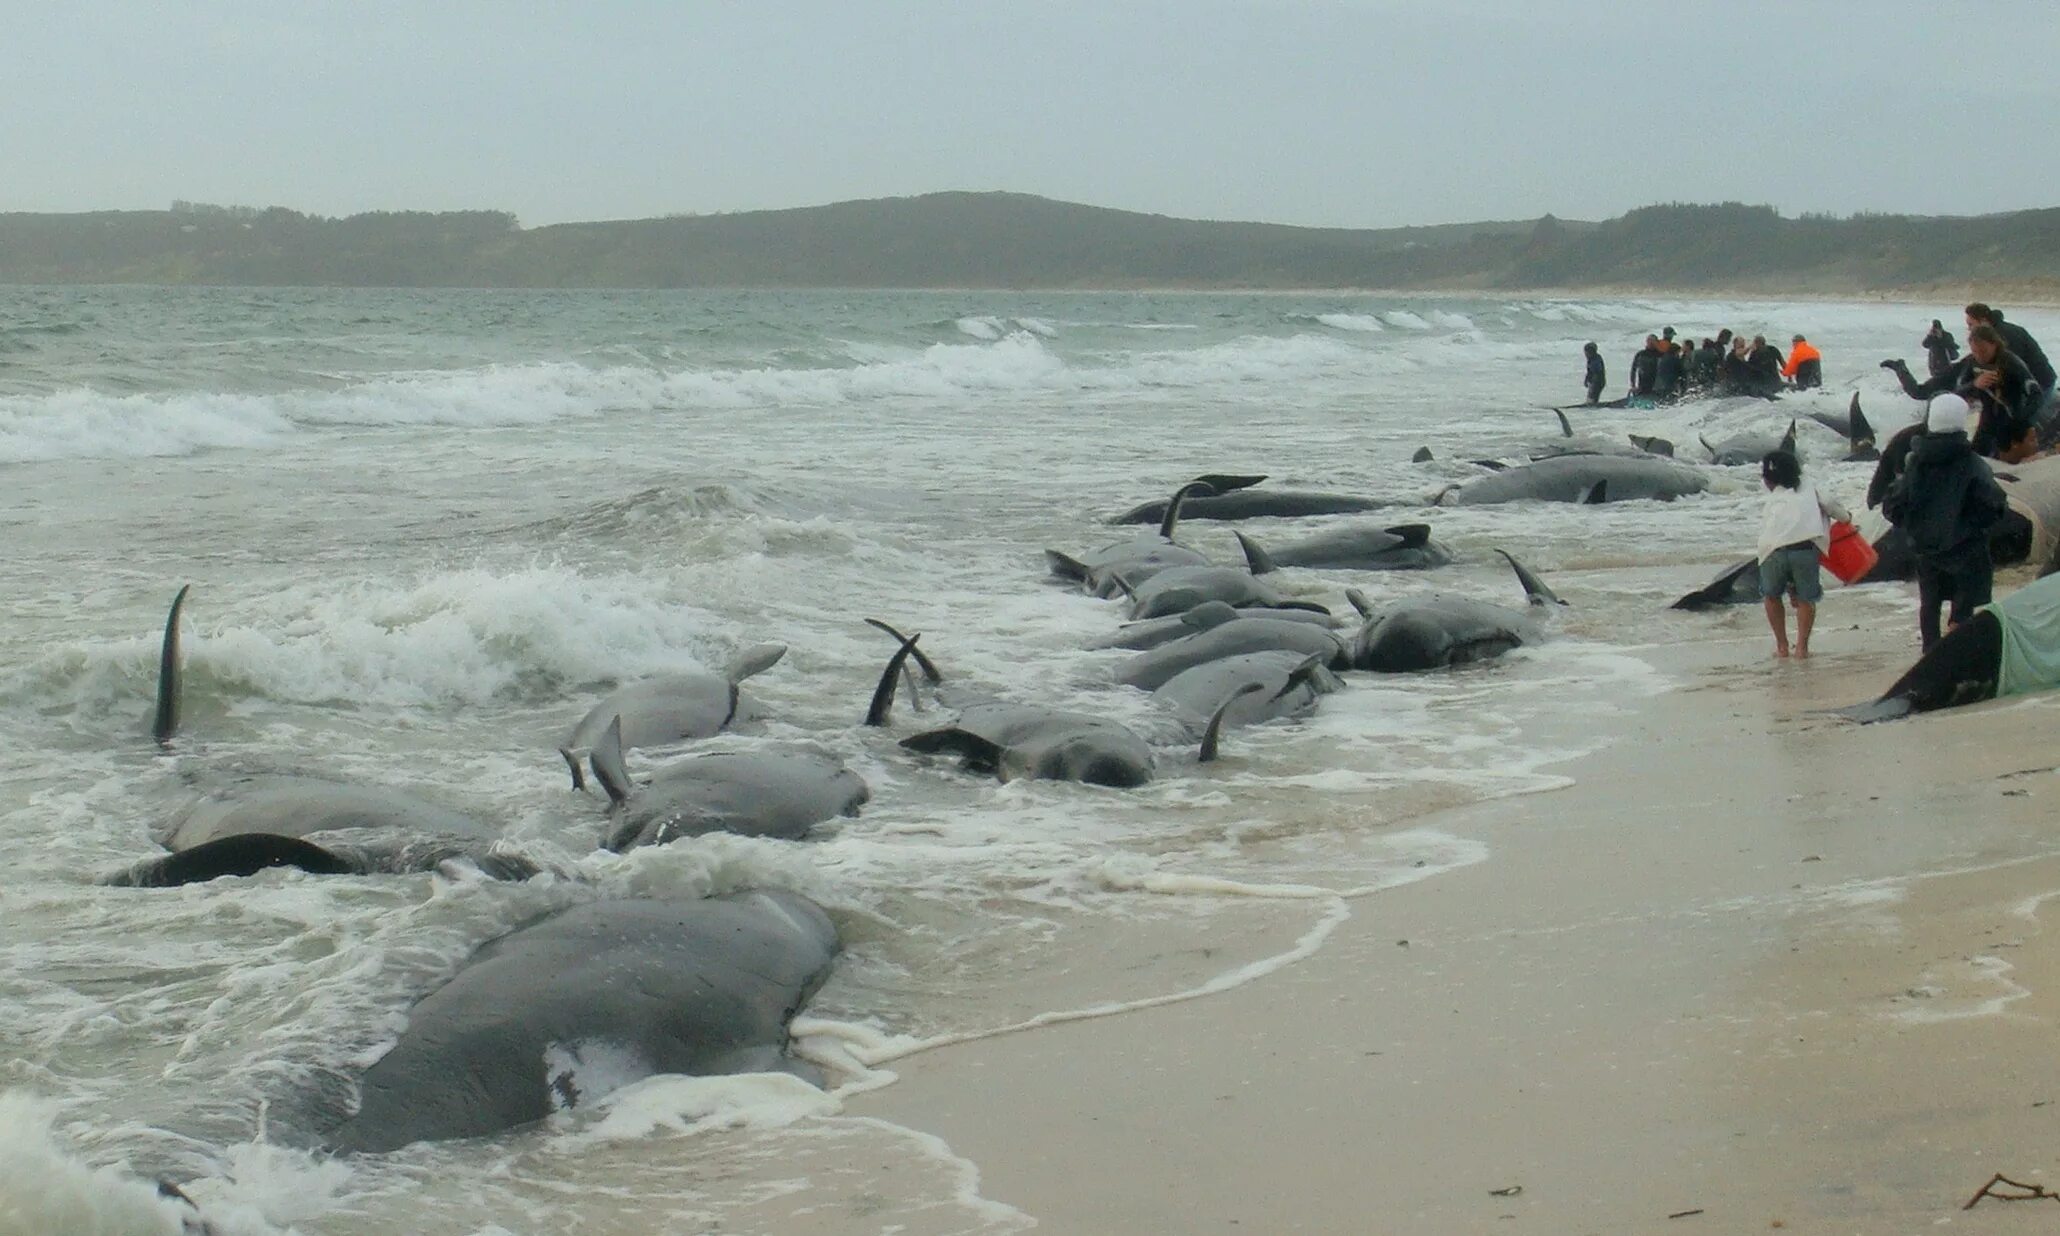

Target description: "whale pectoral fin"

left=590, top=716, right=634, bottom=807
left=865, top=630, right=922, bottom=727
left=1497, top=549, right=1566, bottom=607
left=1700, top=435, right=1717, bottom=460
left=1345, top=588, right=1375, bottom=619
left=1629, top=434, right=1675, bottom=457
left=1581, top=480, right=1608, bottom=505
left=1272, top=652, right=1334, bottom=703
left=152, top=584, right=191, bottom=747
left=1265, top=600, right=1332, bottom=616
left=1104, top=572, right=1137, bottom=601
left=901, top=728, right=1003, bottom=775
left=1234, top=531, right=1278, bottom=576
left=105, top=833, right=355, bottom=888
left=1554, top=409, right=1573, bottom=438
left=1382, top=524, right=1432, bottom=549
left=1671, top=559, right=1759, bottom=610
left=559, top=747, right=588, bottom=791
left=1161, top=480, right=1220, bottom=539
left=1046, top=549, right=1091, bottom=582
left=1830, top=695, right=1916, bottom=724
left=1190, top=473, right=1264, bottom=494
left=728, top=643, right=787, bottom=683
left=1199, top=683, right=1267, bottom=763
left=864, top=617, right=944, bottom=682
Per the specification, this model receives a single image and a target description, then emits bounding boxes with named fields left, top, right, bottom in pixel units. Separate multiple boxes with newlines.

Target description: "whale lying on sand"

left=1441, top=456, right=1709, bottom=505
left=583, top=716, right=867, bottom=851
left=1233, top=523, right=1454, bottom=572
left=1108, top=475, right=1391, bottom=524
left=327, top=891, right=839, bottom=1153
left=1350, top=551, right=1565, bottom=671
left=1702, top=420, right=1797, bottom=466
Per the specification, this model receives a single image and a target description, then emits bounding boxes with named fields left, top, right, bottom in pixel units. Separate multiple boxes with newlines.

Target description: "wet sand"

left=847, top=599, right=2060, bottom=1233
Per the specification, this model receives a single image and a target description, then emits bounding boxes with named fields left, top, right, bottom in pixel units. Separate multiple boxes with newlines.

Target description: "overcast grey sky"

left=6, top=0, right=2056, bottom=229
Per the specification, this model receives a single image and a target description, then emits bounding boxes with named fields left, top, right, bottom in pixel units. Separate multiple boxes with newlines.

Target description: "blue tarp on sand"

left=1981, top=574, right=2060, bottom=697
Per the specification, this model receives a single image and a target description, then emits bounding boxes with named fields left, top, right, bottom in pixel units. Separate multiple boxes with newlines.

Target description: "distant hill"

left=2, top=192, right=2057, bottom=295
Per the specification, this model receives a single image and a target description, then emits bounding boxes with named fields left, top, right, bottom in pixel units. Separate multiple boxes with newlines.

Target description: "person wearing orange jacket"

left=1782, top=334, right=1823, bottom=389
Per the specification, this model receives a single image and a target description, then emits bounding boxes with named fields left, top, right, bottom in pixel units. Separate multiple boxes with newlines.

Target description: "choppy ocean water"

left=1, top=286, right=2047, bottom=1234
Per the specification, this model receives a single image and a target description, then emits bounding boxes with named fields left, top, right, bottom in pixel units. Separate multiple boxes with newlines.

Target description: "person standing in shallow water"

left=1756, top=448, right=1849, bottom=659
left=1882, top=393, right=2011, bottom=650
left=1582, top=342, right=1605, bottom=404
left=1923, top=319, right=1960, bottom=378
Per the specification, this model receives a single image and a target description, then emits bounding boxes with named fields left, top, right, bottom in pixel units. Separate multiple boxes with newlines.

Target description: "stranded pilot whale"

left=1108, top=475, right=1392, bottom=524
left=326, top=891, right=839, bottom=1153
left=583, top=715, right=868, bottom=851
left=109, top=587, right=537, bottom=887
left=1350, top=551, right=1565, bottom=671
left=1439, top=455, right=1709, bottom=505
left=557, top=643, right=787, bottom=790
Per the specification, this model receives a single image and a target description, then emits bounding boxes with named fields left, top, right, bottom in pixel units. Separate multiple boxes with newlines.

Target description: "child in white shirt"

left=1757, top=448, right=1851, bottom=659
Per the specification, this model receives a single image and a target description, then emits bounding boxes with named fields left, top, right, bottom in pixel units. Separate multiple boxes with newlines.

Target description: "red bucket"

left=1819, top=521, right=1878, bottom=585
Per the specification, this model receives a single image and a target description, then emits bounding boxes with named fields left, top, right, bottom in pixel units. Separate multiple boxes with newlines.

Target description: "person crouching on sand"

left=1757, top=448, right=1850, bottom=659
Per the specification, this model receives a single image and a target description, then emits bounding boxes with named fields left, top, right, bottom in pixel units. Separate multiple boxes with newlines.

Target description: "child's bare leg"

left=1763, top=596, right=1790, bottom=657
left=1794, top=601, right=1816, bottom=658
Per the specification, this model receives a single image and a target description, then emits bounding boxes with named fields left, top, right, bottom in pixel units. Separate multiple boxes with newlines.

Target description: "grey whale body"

left=1444, top=455, right=1708, bottom=505
left=328, top=892, right=839, bottom=1153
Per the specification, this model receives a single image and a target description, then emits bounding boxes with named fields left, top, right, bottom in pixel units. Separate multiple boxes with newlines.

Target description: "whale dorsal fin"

left=1181, top=601, right=1241, bottom=630
left=864, top=617, right=943, bottom=683
left=1345, top=588, right=1375, bottom=619
left=1780, top=420, right=1797, bottom=454
left=1554, top=409, right=1573, bottom=438
left=1234, top=531, right=1279, bottom=576
left=152, top=585, right=190, bottom=746
left=864, top=628, right=922, bottom=727
left=1848, top=395, right=1875, bottom=449
left=1581, top=480, right=1608, bottom=505
left=1199, top=682, right=1266, bottom=763
left=1497, top=549, right=1566, bottom=607
left=590, top=716, right=633, bottom=808
left=1159, top=479, right=1218, bottom=540
left=727, top=643, right=786, bottom=684
left=1382, top=524, right=1432, bottom=549
left=1411, top=446, right=1434, bottom=463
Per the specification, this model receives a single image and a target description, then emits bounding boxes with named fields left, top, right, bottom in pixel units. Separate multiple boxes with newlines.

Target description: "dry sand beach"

left=833, top=575, right=2060, bottom=1235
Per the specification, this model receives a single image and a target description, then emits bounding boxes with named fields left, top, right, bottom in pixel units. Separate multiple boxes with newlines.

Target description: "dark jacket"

left=1922, top=325, right=1960, bottom=378
left=1866, top=423, right=1924, bottom=508
left=1893, top=352, right=2041, bottom=454
left=1992, top=312, right=2057, bottom=392
left=1585, top=351, right=1605, bottom=390
left=1628, top=346, right=1659, bottom=396
left=1654, top=348, right=1684, bottom=397
left=1881, top=431, right=2009, bottom=565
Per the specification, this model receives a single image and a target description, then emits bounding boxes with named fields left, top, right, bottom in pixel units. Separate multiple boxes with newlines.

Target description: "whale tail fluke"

left=1198, top=682, right=1266, bottom=763
left=152, top=585, right=191, bottom=747
left=1497, top=549, right=1566, bottom=607
left=864, top=626, right=924, bottom=727
left=727, top=643, right=787, bottom=684
left=590, top=716, right=634, bottom=807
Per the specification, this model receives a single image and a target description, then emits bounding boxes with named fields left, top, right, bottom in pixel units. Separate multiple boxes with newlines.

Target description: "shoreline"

left=823, top=589, right=2060, bottom=1233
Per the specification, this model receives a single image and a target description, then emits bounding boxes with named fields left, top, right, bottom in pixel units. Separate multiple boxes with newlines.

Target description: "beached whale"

left=584, top=717, right=867, bottom=851
left=1119, top=563, right=1307, bottom=620
left=1806, top=394, right=1879, bottom=460
left=1840, top=570, right=2060, bottom=722
left=1440, top=455, right=1709, bottom=505
left=1152, top=650, right=1343, bottom=741
left=1088, top=601, right=1341, bottom=652
left=327, top=891, right=839, bottom=1153
left=1350, top=551, right=1564, bottom=671
left=1702, top=420, right=1797, bottom=466
left=1114, top=615, right=1348, bottom=690
left=1047, top=480, right=1214, bottom=595
left=1233, top=523, right=1454, bottom=572
left=1670, top=558, right=1764, bottom=610
left=1108, top=476, right=1391, bottom=525
left=557, top=644, right=787, bottom=790
left=1531, top=409, right=1677, bottom=460
left=112, top=588, right=536, bottom=887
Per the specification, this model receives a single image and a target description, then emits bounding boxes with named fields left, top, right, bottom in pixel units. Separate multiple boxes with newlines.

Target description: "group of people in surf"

left=1754, top=302, right=2057, bottom=670
left=1583, top=326, right=1822, bottom=407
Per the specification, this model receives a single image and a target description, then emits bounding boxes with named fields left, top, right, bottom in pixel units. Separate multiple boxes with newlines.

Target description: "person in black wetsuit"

left=1923, top=319, right=1960, bottom=378
left=1691, top=337, right=1721, bottom=388
left=1583, top=342, right=1605, bottom=404
left=1628, top=335, right=1660, bottom=398
left=1967, top=303, right=2058, bottom=440
left=1745, top=335, right=1783, bottom=397
left=1882, top=392, right=2010, bottom=650
left=1653, top=338, right=1685, bottom=401
left=1718, top=335, right=1754, bottom=395
left=1882, top=324, right=2042, bottom=456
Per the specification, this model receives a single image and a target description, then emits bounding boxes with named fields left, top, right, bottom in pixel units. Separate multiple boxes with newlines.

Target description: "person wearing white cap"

left=1881, top=393, right=2012, bottom=649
